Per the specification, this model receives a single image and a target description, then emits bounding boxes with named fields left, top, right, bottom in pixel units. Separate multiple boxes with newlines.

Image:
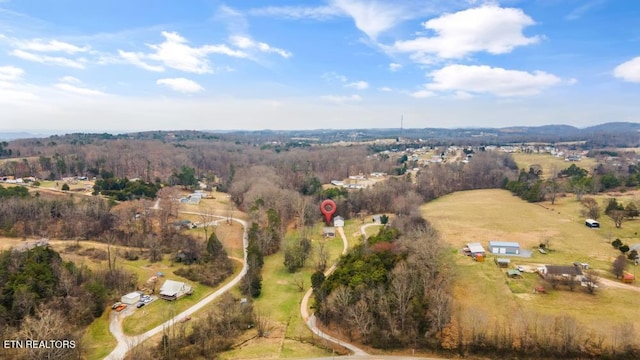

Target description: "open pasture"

left=422, top=189, right=640, bottom=348
left=512, top=152, right=597, bottom=178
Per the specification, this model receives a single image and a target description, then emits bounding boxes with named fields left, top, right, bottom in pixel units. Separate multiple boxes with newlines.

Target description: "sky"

left=1, top=0, right=640, bottom=133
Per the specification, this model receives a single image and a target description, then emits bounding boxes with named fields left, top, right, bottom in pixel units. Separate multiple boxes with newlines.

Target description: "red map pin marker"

left=320, top=199, right=337, bottom=225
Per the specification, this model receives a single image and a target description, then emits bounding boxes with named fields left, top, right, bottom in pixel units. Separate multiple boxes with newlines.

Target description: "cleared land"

left=422, top=189, right=639, bottom=348
left=512, top=152, right=597, bottom=178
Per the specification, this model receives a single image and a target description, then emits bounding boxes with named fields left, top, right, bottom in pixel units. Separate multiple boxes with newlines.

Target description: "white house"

left=121, top=292, right=141, bottom=305
left=159, top=280, right=192, bottom=301
left=333, top=216, right=344, bottom=227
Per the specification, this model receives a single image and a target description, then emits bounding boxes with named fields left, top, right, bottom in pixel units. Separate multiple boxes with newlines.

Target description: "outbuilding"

left=495, top=258, right=511, bottom=268
left=466, top=242, right=486, bottom=256
left=322, top=227, right=335, bottom=238
left=489, top=241, right=521, bottom=255
left=333, top=216, right=344, bottom=227
left=585, top=219, right=600, bottom=228
left=121, top=292, right=141, bottom=305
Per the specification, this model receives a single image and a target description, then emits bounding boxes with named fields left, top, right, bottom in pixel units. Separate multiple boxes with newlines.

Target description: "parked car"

left=111, top=302, right=122, bottom=309
left=114, top=304, right=127, bottom=312
left=136, top=302, right=145, bottom=308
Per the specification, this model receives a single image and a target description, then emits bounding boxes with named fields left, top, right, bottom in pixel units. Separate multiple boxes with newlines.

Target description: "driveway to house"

left=597, top=276, right=640, bottom=292
left=360, top=222, right=383, bottom=241
left=301, top=225, right=369, bottom=356
left=104, top=213, right=247, bottom=360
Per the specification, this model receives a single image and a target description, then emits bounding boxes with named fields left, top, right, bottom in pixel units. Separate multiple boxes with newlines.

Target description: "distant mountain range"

left=2, top=122, right=640, bottom=144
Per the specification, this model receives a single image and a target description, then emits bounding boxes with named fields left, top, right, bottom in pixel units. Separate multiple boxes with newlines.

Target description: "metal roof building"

left=489, top=241, right=521, bottom=255
left=466, top=242, right=486, bottom=255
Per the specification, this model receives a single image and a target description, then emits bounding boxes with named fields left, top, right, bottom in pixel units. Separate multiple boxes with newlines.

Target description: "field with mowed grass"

left=512, top=152, right=597, bottom=178
left=422, top=189, right=640, bottom=348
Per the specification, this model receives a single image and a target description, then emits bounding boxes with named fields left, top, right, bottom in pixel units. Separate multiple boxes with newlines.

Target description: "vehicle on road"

left=111, top=302, right=122, bottom=309
left=136, top=302, right=145, bottom=308
left=114, top=304, right=127, bottom=312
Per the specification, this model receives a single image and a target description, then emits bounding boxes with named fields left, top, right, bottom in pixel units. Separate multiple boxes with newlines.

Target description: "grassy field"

left=221, top=221, right=351, bottom=359
left=512, top=152, right=598, bottom=178
left=422, top=189, right=640, bottom=347
left=80, top=307, right=117, bottom=360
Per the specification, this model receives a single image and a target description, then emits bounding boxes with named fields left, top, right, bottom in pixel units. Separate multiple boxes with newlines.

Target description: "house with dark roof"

left=540, top=265, right=584, bottom=290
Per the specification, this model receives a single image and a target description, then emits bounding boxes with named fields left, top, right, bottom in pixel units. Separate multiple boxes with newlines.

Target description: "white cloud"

left=614, top=57, right=640, bottom=83
left=58, top=76, right=81, bottom=84
left=18, top=39, right=89, bottom=53
left=118, top=50, right=165, bottom=72
left=321, top=94, right=362, bottom=103
left=119, top=31, right=248, bottom=74
left=156, top=77, right=204, bottom=93
left=54, top=83, right=105, bottom=96
left=565, top=0, right=604, bottom=21
left=345, top=80, right=369, bottom=90
left=453, top=91, right=473, bottom=100
left=10, top=49, right=85, bottom=68
left=379, top=86, right=392, bottom=92
left=148, top=31, right=247, bottom=73
left=410, top=89, right=435, bottom=98
left=249, top=5, right=342, bottom=20
left=0, top=66, right=37, bottom=103
left=330, top=0, right=408, bottom=39
left=389, top=63, right=402, bottom=72
left=0, top=65, right=24, bottom=81
left=393, top=5, right=540, bottom=59
left=426, top=64, right=561, bottom=97
left=229, top=35, right=292, bottom=58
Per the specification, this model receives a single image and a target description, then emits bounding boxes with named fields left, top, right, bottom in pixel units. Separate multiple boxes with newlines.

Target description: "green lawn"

left=223, top=221, right=349, bottom=359
left=422, top=189, right=640, bottom=347
left=81, top=308, right=117, bottom=360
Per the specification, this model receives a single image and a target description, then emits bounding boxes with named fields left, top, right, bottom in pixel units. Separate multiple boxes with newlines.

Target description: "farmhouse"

left=121, top=291, right=141, bottom=305
left=333, top=216, right=344, bottom=227
left=489, top=241, right=521, bottom=255
left=159, top=280, right=192, bottom=301
left=541, top=265, right=584, bottom=288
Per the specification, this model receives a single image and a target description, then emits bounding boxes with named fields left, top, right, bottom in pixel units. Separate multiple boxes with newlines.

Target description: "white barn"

left=333, top=216, right=344, bottom=227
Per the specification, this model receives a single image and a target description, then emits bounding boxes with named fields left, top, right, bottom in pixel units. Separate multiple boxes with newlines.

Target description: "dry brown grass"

left=422, top=189, right=640, bottom=348
left=512, top=152, right=597, bottom=179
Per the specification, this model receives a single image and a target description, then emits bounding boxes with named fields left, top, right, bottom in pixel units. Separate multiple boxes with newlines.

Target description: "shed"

left=159, top=280, right=192, bottom=301
left=507, top=269, right=522, bottom=278
left=466, top=242, right=486, bottom=256
left=121, top=292, right=141, bottom=305
left=495, top=258, right=511, bottom=268
left=322, top=227, right=335, bottom=238
left=333, top=216, right=345, bottom=227
left=585, top=219, right=600, bottom=228
left=489, top=241, right=521, bottom=255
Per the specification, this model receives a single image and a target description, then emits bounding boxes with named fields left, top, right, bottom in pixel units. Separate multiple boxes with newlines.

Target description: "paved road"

left=104, top=214, right=248, bottom=360
left=301, top=226, right=369, bottom=356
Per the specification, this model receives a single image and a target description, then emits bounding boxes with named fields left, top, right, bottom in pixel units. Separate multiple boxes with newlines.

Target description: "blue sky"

left=1, top=0, right=640, bottom=132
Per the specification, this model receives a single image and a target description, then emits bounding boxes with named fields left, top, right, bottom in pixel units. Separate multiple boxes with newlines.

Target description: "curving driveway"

left=301, top=226, right=369, bottom=356
left=105, top=214, right=248, bottom=360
